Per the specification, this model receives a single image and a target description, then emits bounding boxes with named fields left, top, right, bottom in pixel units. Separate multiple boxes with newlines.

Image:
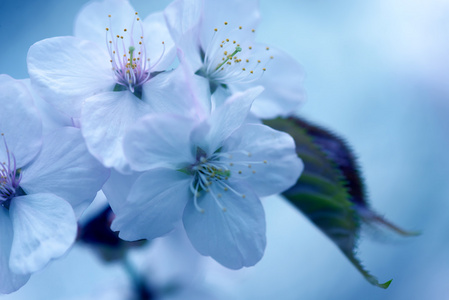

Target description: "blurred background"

left=1, top=0, right=449, bottom=299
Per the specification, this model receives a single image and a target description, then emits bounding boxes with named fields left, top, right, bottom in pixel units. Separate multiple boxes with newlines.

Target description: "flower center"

left=200, top=22, right=273, bottom=87
left=105, top=12, right=166, bottom=96
left=0, top=134, right=23, bottom=209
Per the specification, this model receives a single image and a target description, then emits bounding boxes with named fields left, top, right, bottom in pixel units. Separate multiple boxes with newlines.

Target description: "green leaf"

left=264, top=116, right=415, bottom=289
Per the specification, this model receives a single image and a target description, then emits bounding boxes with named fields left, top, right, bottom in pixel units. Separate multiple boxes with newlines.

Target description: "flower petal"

left=28, top=36, right=116, bottom=118
left=74, top=0, right=135, bottom=45
left=223, top=124, right=303, bottom=197
left=20, top=79, right=73, bottom=134
left=200, top=0, right=260, bottom=52
left=102, top=169, right=141, bottom=214
left=232, top=45, right=306, bottom=118
left=0, top=75, right=42, bottom=168
left=141, top=12, right=176, bottom=72
left=111, top=168, right=191, bottom=241
left=123, top=114, right=196, bottom=171
left=141, top=67, right=202, bottom=117
left=20, top=127, right=110, bottom=218
left=164, top=0, right=203, bottom=71
left=0, top=208, right=30, bottom=294
left=81, top=90, right=150, bottom=172
left=9, top=194, right=77, bottom=274
left=183, top=182, right=266, bottom=269
left=191, top=86, right=264, bottom=154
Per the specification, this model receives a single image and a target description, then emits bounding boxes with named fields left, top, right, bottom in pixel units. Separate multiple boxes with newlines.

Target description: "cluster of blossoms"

left=1, top=0, right=305, bottom=294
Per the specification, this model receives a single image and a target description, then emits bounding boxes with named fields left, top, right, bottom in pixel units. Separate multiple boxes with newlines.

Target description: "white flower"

left=108, top=86, right=303, bottom=269
left=164, top=0, right=305, bottom=118
left=27, top=0, right=194, bottom=172
left=0, top=75, right=109, bottom=293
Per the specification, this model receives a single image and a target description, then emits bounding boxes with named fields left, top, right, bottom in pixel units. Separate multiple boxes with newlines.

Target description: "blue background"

left=1, top=0, right=449, bottom=299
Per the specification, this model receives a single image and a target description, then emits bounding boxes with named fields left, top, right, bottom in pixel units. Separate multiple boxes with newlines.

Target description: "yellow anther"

left=242, top=68, right=246, bottom=71
left=124, top=29, right=127, bottom=32
left=263, top=160, right=267, bottom=164
left=214, top=28, right=218, bottom=32
left=109, top=41, right=112, bottom=43
left=106, top=27, right=109, bottom=31
left=263, top=68, right=266, bottom=71
left=239, top=26, right=242, bottom=29
left=226, top=38, right=230, bottom=42
left=108, top=14, right=111, bottom=17
left=258, top=60, right=261, bottom=63
left=266, top=47, right=270, bottom=50
left=270, top=56, right=274, bottom=59
left=162, top=41, right=165, bottom=44
left=250, top=71, right=254, bottom=74
left=224, top=187, right=229, bottom=191
left=233, top=41, right=236, bottom=44
left=249, top=46, right=252, bottom=50
left=224, top=22, right=228, bottom=25
left=224, top=51, right=228, bottom=55
left=135, top=12, right=138, bottom=15
left=137, top=18, right=140, bottom=21
left=252, top=29, right=255, bottom=32
left=238, top=170, right=242, bottom=174
left=220, top=45, right=223, bottom=48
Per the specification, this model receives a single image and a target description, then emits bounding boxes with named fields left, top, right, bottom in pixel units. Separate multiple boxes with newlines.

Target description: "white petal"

left=102, top=169, right=141, bottom=214
left=20, top=127, right=109, bottom=218
left=20, top=79, right=73, bottom=134
left=142, top=12, right=176, bottom=72
left=183, top=182, right=266, bottom=269
left=200, top=0, right=260, bottom=52
left=191, top=86, right=264, bottom=154
left=0, top=208, right=30, bottom=294
left=164, top=0, right=203, bottom=71
left=74, top=0, right=135, bottom=45
left=233, top=46, right=306, bottom=118
left=28, top=36, right=116, bottom=118
left=9, top=194, right=77, bottom=274
left=123, top=114, right=196, bottom=171
left=141, top=67, right=203, bottom=117
left=81, top=91, right=150, bottom=172
left=0, top=75, right=42, bottom=168
left=223, top=123, right=303, bottom=197
left=111, top=168, right=191, bottom=241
